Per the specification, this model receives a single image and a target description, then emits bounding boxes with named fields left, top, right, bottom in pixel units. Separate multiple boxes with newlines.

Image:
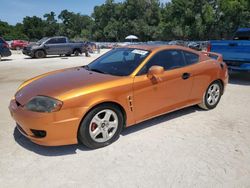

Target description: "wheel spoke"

left=102, top=130, right=110, bottom=140
left=109, top=121, right=117, bottom=129
left=93, top=116, right=102, bottom=126
left=104, top=111, right=112, bottom=121
left=92, top=127, right=101, bottom=138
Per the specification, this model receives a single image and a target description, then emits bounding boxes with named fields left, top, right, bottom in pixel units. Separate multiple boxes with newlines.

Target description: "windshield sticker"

left=132, top=49, right=148, bottom=56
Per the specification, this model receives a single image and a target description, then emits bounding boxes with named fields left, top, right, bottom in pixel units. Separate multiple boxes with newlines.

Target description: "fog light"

left=30, top=129, right=46, bottom=138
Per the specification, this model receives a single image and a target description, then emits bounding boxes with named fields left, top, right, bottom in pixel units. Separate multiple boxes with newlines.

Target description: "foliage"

left=0, top=0, right=249, bottom=41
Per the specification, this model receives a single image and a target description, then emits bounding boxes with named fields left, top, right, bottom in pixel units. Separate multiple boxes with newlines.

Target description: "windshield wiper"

left=84, top=65, right=109, bottom=74
left=90, top=68, right=108, bottom=74
left=84, top=65, right=90, bottom=70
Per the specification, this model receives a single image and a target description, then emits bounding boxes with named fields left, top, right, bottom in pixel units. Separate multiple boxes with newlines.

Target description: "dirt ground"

left=0, top=50, right=250, bottom=188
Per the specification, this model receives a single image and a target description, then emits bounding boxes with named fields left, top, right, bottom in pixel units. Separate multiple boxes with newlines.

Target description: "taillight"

left=207, top=42, right=211, bottom=52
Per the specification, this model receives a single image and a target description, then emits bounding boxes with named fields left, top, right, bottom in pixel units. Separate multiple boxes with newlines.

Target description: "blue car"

left=209, top=28, right=250, bottom=72
left=0, top=37, right=12, bottom=61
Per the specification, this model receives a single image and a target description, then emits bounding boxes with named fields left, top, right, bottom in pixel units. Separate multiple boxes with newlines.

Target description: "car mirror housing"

left=147, top=65, right=164, bottom=81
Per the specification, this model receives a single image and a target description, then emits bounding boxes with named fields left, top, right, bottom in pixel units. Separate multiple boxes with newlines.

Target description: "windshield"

left=36, top=37, right=48, bottom=44
left=87, top=48, right=150, bottom=76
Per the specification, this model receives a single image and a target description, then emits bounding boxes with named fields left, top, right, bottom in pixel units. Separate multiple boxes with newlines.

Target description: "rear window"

left=183, top=51, right=199, bottom=65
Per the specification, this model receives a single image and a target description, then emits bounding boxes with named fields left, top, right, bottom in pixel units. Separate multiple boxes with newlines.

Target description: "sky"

left=0, top=0, right=170, bottom=25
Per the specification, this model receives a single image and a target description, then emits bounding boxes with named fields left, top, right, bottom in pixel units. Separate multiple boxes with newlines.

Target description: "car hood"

left=26, top=42, right=39, bottom=48
left=15, top=67, right=119, bottom=105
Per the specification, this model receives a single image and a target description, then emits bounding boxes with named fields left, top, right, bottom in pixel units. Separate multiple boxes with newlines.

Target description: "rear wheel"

left=0, top=54, right=2, bottom=61
left=35, top=50, right=46, bottom=58
left=73, top=49, right=80, bottom=56
left=78, top=104, right=124, bottom=149
left=198, top=81, right=222, bottom=110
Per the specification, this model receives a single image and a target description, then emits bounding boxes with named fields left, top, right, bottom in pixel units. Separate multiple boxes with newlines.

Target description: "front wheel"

left=198, top=81, right=222, bottom=110
left=78, top=104, right=124, bottom=149
left=35, top=50, right=46, bottom=58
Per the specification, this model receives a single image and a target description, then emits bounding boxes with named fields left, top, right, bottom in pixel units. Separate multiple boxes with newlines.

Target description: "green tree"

left=43, top=12, right=59, bottom=37
left=23, top=16, right=45, bottom=40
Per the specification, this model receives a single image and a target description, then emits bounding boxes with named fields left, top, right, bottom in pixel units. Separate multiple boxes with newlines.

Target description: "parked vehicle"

left=168, top=40, right=186, bottom=46
left=22, top=36, right=84, bottom=58
left=9, top=45, right=228, bottom=149
left=11, top=40, right=29, bottom=50
left=209, top=28, right=250, bottom=72
left=0, top=37, right=12, bottom=61
left=188, top=41, right=201, bottom=51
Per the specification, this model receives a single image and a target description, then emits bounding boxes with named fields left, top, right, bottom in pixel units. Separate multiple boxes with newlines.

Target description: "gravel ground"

left=0, top=51, right=250, bottom=188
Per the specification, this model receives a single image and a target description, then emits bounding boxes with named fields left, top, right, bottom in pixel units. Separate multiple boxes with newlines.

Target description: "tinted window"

left=184, top=51, right=199, bottom=65
left=139, top=50, right=185, bottom=75
left=57, top=38, right=66, bottom=43
left=46, top=39, right=57, bottom=44
left=0, top=38, right=4, bottom=43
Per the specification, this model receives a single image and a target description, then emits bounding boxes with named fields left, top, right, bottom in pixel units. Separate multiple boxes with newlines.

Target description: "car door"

left=56, top=37, right=68, bottom=54
left=44, top=38, right=58, bottom=55
left=133, top=49, right=194, bottom=123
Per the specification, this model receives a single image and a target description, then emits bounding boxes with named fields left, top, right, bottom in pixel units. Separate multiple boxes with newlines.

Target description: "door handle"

left=182, top=73, right=190, bottom=80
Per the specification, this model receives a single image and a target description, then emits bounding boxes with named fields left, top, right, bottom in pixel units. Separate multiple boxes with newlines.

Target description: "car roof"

left=125, top=44, right=195, bottom=52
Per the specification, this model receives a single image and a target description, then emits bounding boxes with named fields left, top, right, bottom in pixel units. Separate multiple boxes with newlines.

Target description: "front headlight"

left=25, top=96, right=63, bottom=113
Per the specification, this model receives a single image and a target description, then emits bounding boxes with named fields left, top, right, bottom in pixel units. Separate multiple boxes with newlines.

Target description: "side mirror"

left=147, top=65, right=164, bottom=81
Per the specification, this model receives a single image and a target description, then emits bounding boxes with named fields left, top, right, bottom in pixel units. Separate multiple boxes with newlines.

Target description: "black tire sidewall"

left=204, top=81, right=222, bottom=109
left=78, top=104, right=124, bottom=149
left=35, top=50, right=45, bottom=58
left=74, top=50, right=80, bottom=56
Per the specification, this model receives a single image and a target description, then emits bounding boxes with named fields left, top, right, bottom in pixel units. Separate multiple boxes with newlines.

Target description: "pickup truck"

left=0, top=37, right=12, bottom=61
left=209, top=28, right=250, bottom=72
left=22, top=36, right=85, bottom=58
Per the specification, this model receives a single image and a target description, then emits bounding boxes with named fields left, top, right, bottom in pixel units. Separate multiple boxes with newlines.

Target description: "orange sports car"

left=9, top=45, right=228, bottom=149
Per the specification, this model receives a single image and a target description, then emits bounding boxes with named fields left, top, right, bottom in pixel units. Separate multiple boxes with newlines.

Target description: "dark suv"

left=0, top=37, right=12, bottom=61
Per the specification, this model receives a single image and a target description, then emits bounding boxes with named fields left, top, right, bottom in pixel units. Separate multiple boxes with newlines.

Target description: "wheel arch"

left=73, top=48, right=82, bottom=53
left=34, top=48, right=47, bottom=55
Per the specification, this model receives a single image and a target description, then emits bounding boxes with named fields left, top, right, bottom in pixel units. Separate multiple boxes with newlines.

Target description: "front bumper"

left=22, top=48, right=34, bottom=57
left=9, top=99, right=87, bottom=146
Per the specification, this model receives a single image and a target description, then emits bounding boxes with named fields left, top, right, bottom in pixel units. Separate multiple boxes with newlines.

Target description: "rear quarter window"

left=183, top=51, right=199, bottom=65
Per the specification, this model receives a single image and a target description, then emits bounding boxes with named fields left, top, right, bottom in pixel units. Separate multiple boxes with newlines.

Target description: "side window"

left=0, top=38, right=4, bottom=43
left=57, top=38, right=66, bottom=43
left=138, top=50, right=185, bottom=75
left=46, top=39, right=57, bottom=44
left=183, top=51, right=199, bottom=65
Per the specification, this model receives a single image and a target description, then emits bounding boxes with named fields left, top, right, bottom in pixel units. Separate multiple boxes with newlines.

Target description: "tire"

left=0, top=54, right=2, bottom=61
left=78, top=104, right=124, bottom=149
left=198, top=81, right=222, bottom=110
left=65, top=54, right=71, bottom=57
left=73, top=49, right=80, bottom=56
left=35, top=50, right=46, bottom=58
